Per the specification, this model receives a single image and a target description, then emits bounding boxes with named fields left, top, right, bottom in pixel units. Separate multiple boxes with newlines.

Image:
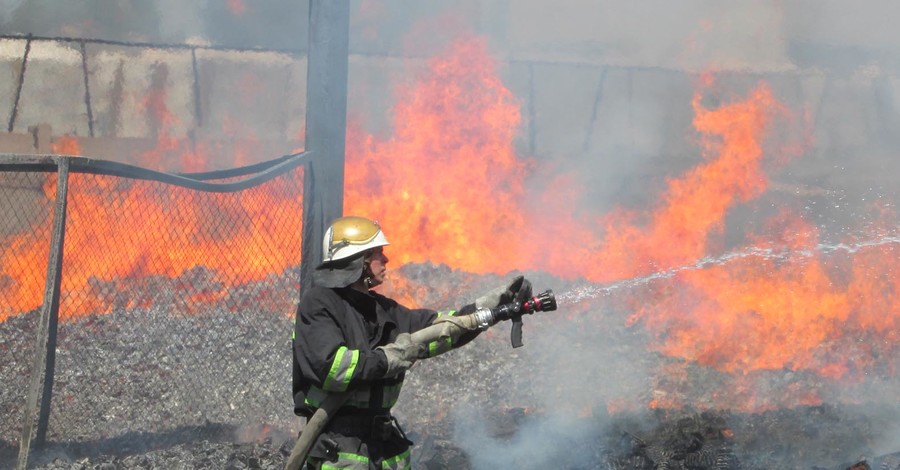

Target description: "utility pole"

left=300, top=0, right=350, bottom=294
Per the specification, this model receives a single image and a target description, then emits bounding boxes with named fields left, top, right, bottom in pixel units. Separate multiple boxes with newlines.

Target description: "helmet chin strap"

left=362, top=259, right=374, bottom=288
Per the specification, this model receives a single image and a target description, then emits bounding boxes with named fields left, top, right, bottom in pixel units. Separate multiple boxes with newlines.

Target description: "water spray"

left=555, top=234, right=900, bottom=305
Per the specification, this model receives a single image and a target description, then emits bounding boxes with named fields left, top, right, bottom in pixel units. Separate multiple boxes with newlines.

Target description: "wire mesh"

left=0, top=171, right=52, bottom=444
left=0, top=157, right=305, bottom=452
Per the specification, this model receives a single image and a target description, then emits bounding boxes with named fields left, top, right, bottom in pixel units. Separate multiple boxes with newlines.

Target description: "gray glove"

left=376, top=333, right=424, bottom=378
left=475, top=275, right=533, bottom=309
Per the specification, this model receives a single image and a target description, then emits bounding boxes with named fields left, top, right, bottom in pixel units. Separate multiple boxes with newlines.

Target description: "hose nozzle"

left=471, top=289, right=559, bottom=348
left=520, top=289, right=557, bottom=314
left=489, top=289, right=557, bottom=322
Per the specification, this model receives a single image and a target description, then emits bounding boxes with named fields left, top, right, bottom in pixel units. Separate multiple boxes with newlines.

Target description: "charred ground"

left=1, top=263, right=898, bottom=470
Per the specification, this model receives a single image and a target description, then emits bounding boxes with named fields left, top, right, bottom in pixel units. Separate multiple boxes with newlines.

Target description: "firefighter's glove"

left=475, top=275, right=533, bottom=310
left=377, top=333, right=424, bottom=378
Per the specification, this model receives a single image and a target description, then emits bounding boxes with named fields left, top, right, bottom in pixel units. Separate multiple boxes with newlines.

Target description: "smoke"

left=434, top=285, right=660, bottom=468
left=452, top=404, right=606, bottom=470
left=0, top=0, right=25, bottom=22
left=873, top=419, right=900, bottom=459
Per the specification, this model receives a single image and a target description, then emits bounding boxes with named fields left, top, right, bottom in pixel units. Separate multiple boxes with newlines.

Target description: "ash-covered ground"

left=1, top=263, right=898, bottom=470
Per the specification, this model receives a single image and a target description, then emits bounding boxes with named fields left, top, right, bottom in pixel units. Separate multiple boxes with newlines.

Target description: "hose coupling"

left=473, top=308, right=495, bottom=330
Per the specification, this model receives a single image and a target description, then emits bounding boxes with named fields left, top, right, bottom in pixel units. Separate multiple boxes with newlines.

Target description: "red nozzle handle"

left=521, top=289, right=556, bottom=314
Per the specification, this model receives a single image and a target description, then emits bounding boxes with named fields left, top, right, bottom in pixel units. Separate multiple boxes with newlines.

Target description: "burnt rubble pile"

left=1, top=262, right=899, bottom=469
left=12, top=407, right=900, bottom=470
left=598, top=407, right=900, bottom=470
left=601, top=410, right=740, bottom=469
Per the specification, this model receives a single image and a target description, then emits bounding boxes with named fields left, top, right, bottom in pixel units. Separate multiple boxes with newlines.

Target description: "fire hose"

left=284, top=290, right=558, bottom=470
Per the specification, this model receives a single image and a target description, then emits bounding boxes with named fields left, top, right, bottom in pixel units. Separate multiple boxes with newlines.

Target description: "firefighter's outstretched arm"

left=377, top=332, right=424, bottom=377
left=285, top=286, right=557, bottom=470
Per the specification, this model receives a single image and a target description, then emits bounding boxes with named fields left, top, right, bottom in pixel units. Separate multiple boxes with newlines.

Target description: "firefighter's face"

left=364, top=247, right=389, bottom=287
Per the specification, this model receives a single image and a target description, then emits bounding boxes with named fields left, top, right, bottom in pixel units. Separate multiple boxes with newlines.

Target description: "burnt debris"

left=2, top=264, right=899, bottom=470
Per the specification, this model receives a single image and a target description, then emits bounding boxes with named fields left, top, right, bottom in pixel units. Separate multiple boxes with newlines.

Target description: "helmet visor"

left=331, top=216, right=382, bottom=245
left=322, top=216, right=390, bottom=263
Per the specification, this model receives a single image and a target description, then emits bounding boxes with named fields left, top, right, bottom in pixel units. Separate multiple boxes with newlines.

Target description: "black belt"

left=325, top=414, right=406, bottom=441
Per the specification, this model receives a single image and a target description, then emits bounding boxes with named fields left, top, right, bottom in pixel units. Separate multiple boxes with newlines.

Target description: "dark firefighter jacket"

left=292, top=286, right=478, bottom=418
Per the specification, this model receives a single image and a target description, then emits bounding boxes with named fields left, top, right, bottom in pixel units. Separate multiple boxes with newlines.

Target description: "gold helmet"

left=321, top=216, right=389, bottom=264
left=314, top=216, right=389, bottom=288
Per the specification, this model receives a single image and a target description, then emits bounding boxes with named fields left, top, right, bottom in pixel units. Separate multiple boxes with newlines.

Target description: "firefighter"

left=292, top=216, right=530, bottom=470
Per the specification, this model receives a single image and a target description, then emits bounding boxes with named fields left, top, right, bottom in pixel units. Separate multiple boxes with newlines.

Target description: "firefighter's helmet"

left=321, top=216, right=389, bottom=264
left=314, top=216, right=389, bottom=288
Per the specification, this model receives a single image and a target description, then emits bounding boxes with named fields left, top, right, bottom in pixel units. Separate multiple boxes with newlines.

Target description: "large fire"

left=349, top=37, right=897, bottom=410
left=0, top=134, right=303, bottom=319
left=1, top=34, right=897, bottom=412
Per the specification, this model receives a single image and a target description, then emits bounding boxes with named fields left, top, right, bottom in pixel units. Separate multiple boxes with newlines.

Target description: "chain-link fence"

left=0, top=152, right=309, bottom=467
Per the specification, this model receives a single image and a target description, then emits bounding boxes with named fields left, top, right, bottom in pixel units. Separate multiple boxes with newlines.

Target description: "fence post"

left=17, top=156, right=70, bottom=470
left=8, top=34, right=32, bottom=133
left=300, top=0, right=350, bottom=295
left=79, top=40, right=95, bottom=138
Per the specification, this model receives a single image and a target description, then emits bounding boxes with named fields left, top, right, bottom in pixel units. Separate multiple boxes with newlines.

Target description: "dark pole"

left=17, top=157, right=69, bottom=470
left=80, top=40, right=95, bottom=137
left=191, top=48, right=203, bottom=128
left=8, top=34, right=32, bottom=132
left=300, top=0, right=350, bottom=295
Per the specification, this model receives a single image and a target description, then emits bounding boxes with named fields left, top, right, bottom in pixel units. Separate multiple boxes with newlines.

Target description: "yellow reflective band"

left=323, top=346, right=360, bottom=392
left=322, top=452, right=369, bottom=470
left=427, top=337, right=452, bottom=357
left=339, top=452, right=369, bottom=463
left=382, top=449, right=411, bottom=470
left=304, top=386, right=327, bottom=407
left=382, top=382, right=402, bottom=408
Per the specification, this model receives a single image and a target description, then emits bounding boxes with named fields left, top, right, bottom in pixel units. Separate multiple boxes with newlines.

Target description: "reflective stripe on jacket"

left=311, top=448, right=411, bottom=470
left=293, top=285, right=479, bottom=470
left=292, top=286, right=477, bottom=416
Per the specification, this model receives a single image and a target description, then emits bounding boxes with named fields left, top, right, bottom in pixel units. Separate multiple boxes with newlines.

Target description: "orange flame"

left=345, top=38, right=786, bottom=283
left=343, top=36, right=897, bottom=411
left=346, top=36, right=531, bottom=273
left=589, top=82, right=782, bottom=281
left=1, top=33, right=896, bottom=414
left=1, top=134, right=304, bottom=321
left=52, top=136, right=82, bottom=156
left=226, top=0, right=247, bottom=16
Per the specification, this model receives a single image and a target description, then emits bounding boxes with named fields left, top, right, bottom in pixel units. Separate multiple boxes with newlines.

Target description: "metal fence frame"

left=1, top=150, right=312, bottom=467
